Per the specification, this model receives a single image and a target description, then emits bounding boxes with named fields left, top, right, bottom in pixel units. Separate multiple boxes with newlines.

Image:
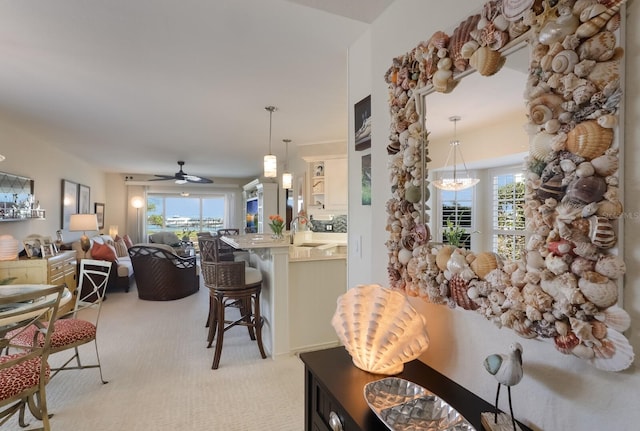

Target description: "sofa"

left=71, top=234, right=134, bottom=292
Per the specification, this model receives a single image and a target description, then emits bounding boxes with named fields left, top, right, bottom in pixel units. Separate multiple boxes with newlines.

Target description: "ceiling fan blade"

left=184, top=175, right=213, bottom=184
left=149, top=175, right=175, bottom=181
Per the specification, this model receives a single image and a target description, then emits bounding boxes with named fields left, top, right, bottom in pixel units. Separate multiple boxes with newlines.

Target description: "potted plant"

left=443, top=218, right=467, bottom=247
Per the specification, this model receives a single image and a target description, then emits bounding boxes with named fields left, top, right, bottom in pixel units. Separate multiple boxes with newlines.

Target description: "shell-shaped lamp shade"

left=331, top=284, right=430, bottom=375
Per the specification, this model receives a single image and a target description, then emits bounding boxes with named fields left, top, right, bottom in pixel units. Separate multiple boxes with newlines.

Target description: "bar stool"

left=200, top=260, right=267, bottom=369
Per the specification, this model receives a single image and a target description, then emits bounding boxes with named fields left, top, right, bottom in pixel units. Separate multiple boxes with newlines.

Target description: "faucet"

left=290, top=215, right=308, bottom=244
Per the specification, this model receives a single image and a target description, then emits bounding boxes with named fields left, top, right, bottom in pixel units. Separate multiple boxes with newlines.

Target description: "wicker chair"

left=128, top=245, right=199, bottom=301
left=201, top=260, right=266, bottom=369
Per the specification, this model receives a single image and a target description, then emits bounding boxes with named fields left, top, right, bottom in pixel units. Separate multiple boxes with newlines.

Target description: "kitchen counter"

left=220, top=234, right=346, bottom=356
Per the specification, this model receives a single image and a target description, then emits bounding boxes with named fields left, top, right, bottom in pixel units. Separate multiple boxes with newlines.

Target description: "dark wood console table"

left=300, top=346, right=532, bottom=431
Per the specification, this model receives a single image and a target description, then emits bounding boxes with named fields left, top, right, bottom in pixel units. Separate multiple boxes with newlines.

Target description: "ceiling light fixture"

left=432, top=116, right=479, bottom=191
left=282, top=139, right=292, bottom=189
left=263, top=106, right=278, bottom=178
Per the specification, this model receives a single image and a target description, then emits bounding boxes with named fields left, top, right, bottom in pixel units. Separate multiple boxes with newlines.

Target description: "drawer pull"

left=328, top=411, right=343, bottom=431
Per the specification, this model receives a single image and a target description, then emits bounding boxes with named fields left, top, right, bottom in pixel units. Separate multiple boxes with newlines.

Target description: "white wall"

left=347, top=29, right=373, bottom=288
left=349, top=0, right=640, bottom=429
left=0, top=117, right=106, bottom=246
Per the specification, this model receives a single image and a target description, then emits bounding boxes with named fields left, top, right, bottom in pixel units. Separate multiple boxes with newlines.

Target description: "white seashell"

left=589, top=329, right=634, bottom=372
left=560, top=159, right=576, bottom=173
left=596, top=305, right=631, bottom=332
left=552, top=49, right=579, bottom=74
left=572, top=343, right=595, bottom=360
left=501, top=0, right=535, bottom=22
left=597, top=114, right=617, bottom=128
left=331, top=284, right=430, bottom=375
left=578, top=271, right=618, bottom=308
left=530, top=131, right=554, bottom=160
left=575, top=161, right=595, bottom=177
left=460, top=40, right=479, bottom=59
left=590, top=154, right=618, bottom=176
left=397, top=248, right=413, bottom=265
left=594, top=254, right=626, bottom=279
left=581, top=202, right=599, bottom=218
left=544, top=119, right=561, bottom=134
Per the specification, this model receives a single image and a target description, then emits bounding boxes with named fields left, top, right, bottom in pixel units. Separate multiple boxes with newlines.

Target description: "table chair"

left=9, top=260, right=112, bottom=384
left=200, top=260, right=266, bottom=369
left=1, top=284, right=65, bottom=430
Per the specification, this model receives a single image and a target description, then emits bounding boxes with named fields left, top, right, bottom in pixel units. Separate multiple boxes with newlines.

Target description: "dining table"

left=0, top=284, right=72, bottom=335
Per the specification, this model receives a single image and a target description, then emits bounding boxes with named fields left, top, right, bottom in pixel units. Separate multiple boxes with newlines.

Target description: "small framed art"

left=354, top=95, right=371, bottom=151
left=95, top=202, right=105, bottom=229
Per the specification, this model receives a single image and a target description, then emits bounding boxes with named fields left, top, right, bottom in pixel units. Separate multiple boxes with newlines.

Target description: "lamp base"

left=80, top=234, right=91, bottom=254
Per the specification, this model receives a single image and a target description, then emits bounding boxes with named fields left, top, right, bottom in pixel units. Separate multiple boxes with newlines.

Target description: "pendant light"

left=263, top=106, right=278, bottom=178
left=282, top=139, right=293, bottom=189
left=432, top=116, right=479, bottom=191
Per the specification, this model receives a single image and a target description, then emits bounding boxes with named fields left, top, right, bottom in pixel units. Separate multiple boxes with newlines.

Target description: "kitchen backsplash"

left=309, top=214, right=347, bottom=233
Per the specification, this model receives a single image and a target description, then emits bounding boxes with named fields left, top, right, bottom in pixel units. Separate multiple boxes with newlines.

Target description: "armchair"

left=128, top=245, right=199, bottom=301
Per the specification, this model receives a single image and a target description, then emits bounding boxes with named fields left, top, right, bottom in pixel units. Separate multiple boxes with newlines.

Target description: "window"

left=146, top=194, right=228, bottom=239
left=439, top=187, right=474, bottom=249
left=491, top=168, right=526, bottom=260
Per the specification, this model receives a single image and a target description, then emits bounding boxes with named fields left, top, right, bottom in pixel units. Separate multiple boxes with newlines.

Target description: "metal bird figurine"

left=483, top=343, right=523, bottom=431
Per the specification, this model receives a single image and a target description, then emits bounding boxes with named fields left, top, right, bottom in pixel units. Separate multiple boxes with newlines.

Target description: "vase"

left=271, top=231, right=284, bottom=240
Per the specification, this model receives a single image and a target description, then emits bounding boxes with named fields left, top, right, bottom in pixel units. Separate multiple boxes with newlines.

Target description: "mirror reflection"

left=0, top=171, right=43, bottom=221
left=424, top=43, right=529, bottom=258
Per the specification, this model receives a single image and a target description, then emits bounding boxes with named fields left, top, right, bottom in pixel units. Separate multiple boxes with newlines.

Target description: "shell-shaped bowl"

left=332, top=284, right=430, bottom=375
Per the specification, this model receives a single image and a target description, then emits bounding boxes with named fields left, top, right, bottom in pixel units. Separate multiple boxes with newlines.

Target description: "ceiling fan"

left=149, top=161, right=213, bottom=184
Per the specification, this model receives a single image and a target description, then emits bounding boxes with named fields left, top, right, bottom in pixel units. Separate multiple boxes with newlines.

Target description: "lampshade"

left=131, top=196, right=144, bottom=209
left=282, top=172, right=293, bottom=190
left=70, top=214, right=98, bottom=254
left=432, top=116, right=479, bottom=192
left=263, top=106, right=277, bottom=178
left=282, top=138, right=292, bottom=189
left=69, top=214, right=99, bottom=232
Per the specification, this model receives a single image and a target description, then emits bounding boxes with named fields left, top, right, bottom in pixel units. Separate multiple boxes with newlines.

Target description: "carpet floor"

left=4, top=282, right=305, bottom=430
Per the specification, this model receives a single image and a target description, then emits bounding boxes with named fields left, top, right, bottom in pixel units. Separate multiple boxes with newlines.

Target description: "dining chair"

left=1, top=283, right=65, bottom=430
left=9, top=259, right=112, bottom=384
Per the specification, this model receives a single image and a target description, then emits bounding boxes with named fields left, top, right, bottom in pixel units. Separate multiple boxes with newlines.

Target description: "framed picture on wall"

left=354, top=95, right=371, bottom=151
left=79, top=184, right=90, bottom=214
left=61, top=179, right=78, bottom=230
left=362, top=153, right=371, bottom=205
left=94, top=202, right=105, bottom=229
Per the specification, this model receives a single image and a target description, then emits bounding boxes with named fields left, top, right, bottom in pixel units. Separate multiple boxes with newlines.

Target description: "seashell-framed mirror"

left=384, top=0, right=633, bottom=372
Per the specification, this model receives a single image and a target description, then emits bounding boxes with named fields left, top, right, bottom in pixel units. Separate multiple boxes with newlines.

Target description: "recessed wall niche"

left=384, top=0, right=632, bottom=371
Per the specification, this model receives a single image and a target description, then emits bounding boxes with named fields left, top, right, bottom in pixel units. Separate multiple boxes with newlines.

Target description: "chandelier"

left=432, top=116, right=479, bottom=191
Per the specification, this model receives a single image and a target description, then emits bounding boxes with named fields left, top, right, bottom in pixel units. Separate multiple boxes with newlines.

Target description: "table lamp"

left=70, top=213, right=99, bottom=255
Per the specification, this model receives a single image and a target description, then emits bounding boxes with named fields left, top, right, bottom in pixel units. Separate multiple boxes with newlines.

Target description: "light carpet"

left=4, top=282, right=305, bottom=430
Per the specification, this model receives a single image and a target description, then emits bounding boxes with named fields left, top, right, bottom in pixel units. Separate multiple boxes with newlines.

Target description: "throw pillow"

left=91, top=242, right=118, bottom=262
left=114, top=239, right=128, bottom=258
left=122, top=234, right=134, bottom=248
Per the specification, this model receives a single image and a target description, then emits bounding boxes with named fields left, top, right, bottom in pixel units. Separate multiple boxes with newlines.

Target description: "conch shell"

left=332, top=284, right=430, bottom=375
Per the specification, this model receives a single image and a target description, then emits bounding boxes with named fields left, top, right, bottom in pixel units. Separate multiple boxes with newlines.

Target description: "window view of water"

left=146, top=195, right=226, bottom=237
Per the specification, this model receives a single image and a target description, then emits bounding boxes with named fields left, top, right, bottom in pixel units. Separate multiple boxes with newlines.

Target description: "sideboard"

left=299, top=346, right=532, bottom=431
left=0, top=250, right=78, bottom=315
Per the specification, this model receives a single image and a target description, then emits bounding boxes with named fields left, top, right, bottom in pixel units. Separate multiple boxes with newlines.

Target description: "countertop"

left=220, top=234, right=347, bottom=262
left=220, top=234, right=290, bottom=250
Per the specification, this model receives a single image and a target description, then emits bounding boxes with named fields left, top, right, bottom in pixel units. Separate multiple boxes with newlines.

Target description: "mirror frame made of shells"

left=384, top=0, right=633, bottom=372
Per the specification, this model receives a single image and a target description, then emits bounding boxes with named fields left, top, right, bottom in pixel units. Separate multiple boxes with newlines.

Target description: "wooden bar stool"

left=200, top=260, right=266, bottom=369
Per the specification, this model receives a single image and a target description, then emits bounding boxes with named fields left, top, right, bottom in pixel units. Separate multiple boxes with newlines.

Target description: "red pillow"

left=122, top=234, right=134, bottom=248
left=91, top=242, right=118, bottom=262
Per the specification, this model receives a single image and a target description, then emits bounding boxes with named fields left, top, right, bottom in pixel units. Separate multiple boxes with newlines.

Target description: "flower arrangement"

left=268, top=214, right=285, bottom=238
